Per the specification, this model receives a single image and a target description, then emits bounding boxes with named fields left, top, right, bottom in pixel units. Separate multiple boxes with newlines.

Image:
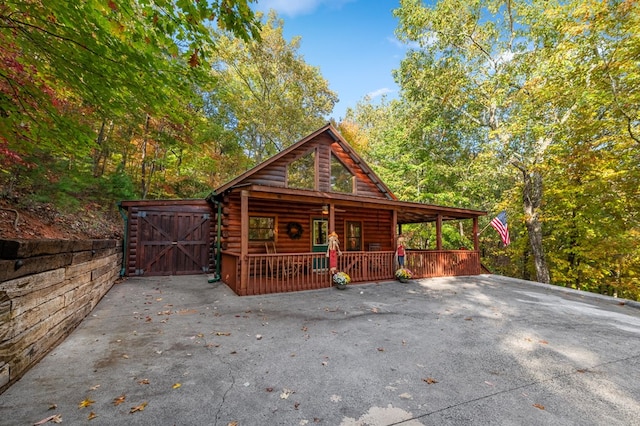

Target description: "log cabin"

left=207, top=123, right=486, bottom=295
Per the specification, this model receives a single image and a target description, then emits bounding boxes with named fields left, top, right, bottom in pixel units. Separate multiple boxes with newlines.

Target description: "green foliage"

left=343, top=0, right=640, bottom=300
left=209, top=11, right=338, bottom=163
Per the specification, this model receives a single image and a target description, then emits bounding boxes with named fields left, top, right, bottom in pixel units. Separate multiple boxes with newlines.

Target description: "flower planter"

left=336, top=283, right=347, bottom=290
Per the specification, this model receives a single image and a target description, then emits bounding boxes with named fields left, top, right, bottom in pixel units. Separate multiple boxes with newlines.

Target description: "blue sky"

left=254, top=0, right=407, bottom=121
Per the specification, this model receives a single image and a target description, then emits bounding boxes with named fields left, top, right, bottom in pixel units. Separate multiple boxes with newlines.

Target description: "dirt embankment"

left=0, top=200, right=123, bottom=241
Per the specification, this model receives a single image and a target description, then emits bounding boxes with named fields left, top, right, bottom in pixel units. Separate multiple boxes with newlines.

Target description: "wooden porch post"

left=473, top=217, right=479, bottom=251
left=392, top=209, right=398, bottom=248
left=436, top=214, right=442, bottom=250
left=329, top=204, right=335, bottom=233
left=240, top=190, right=249, bottom=295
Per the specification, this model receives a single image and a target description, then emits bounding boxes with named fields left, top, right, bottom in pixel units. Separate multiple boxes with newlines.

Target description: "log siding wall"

left=0, top=239, right=122, bottom=394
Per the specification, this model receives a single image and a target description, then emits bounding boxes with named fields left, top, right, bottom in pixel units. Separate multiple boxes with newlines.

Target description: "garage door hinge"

left=135, top=269, right=144, bottom=275
left=202, top=213, right=210, bottom=219
left=202, top=266, right=210, bottom=272
left=138, top=211, right=147, bottom=218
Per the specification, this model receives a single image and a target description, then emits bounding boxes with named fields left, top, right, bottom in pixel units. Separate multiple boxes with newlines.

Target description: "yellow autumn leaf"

left=88, top=411, right=97, bottom=420
left=172, top=383, right=181, bottom=389
left=78, top=398, right=95, bottom=408
left=113, top=394, right=126, bottom=406
left=130, top=401, right=148, bottom=413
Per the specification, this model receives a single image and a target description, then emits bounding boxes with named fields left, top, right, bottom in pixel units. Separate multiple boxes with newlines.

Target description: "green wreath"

left=286, top=222, right=303, bottom=240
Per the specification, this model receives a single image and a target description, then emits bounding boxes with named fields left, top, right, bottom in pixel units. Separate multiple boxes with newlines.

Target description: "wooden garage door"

left=136, top=206, right=211, bottom=276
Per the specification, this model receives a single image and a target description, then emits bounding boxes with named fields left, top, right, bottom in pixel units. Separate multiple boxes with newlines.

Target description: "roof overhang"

left=222, top=184, right=486, bottom=224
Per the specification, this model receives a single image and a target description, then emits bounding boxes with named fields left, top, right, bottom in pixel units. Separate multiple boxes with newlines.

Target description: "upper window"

left=249, top=216, right=275, bottom=241
left=331, top=154, right=354, bottom=193
left=288, top=151, right=315, bottom=190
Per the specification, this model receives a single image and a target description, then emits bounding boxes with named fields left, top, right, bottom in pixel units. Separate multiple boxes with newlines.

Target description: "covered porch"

left=215, top=185, right=485, bottom=296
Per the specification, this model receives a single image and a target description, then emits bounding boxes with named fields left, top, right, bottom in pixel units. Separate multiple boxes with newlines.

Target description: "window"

left=346, top=221, right=362, bottom=251
left=331, top=154, right=353, bottom=193
left=249, top=216, right=275, bottom=241
left=288, top=151, right=315, bottom=190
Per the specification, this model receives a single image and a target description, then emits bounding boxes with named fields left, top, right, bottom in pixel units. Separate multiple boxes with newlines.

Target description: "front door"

left=311, top=218, right=328, bottom=270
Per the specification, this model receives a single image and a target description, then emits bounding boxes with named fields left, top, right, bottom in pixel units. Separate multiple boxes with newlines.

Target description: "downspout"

left=117, top=202, right=128, bottom=277
left=207, top=191, right=222, bottom=283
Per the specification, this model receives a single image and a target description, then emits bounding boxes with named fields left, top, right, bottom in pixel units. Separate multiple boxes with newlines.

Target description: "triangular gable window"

left=331, top=154, right=354, bottom=193
left=288, top=150, right=315, bottom=190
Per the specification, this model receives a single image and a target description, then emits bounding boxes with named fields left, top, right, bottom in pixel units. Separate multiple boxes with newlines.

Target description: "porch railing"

left=406, top=250, right=481, bottom=277
left=232, top=250, right=480, bottom=295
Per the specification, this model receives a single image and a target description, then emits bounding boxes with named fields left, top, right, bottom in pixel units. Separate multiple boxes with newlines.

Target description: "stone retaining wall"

left=0, top=239, right=122, bottom=394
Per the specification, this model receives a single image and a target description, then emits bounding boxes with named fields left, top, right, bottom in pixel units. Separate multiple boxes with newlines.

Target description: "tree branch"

left=0, top=207, right=20, bottom=230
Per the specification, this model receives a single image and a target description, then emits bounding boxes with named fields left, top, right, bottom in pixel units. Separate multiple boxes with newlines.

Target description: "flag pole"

left=477, top=221, right=493, bottom=236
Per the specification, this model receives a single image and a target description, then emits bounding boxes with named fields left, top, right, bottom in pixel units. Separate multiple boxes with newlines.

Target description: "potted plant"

left=333, top=271, right=351, bottom=289
left=395, top=268, right=412, bottom=283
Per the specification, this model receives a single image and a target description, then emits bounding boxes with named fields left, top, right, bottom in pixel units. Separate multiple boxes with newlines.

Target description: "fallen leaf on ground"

left=173, top=383, right=181, bottom=389
left=215, top=332, right=231, bottom=336
left=88, top=412, right=97, bottom=420
left=122, top=354, right=129, bottom=359
left=78, top=398, right=95, bottom=409
left=48, top=404, right=57, bottom=410
left=280, top=388, right=294, bottom=399
left=539, top=340, right=548, bottom=345
left=294, top=402, right=300, bottom=409
left=371, top=307, right=378, bottom=313
left=89, top=384, right=100, bottom=391
left=533, top=403, right=545, bottom=410
left=377, top=347, right=384, bottom=352
left=130, top=402, right=148, bottom=413
left=576, top=369, right=587, bottom=373
left=266, top=387, right=274, bottom=392
left=113, top=395, right=126, bottom=406
left=138, top=378, right=150, bottom=385
left=33, top=414, right=62, bottom=425
left=464, top=317, right=473, bottom=321
left=423, top=377, right=438, bottom=384
left=227, top=422, right=238, bottom=426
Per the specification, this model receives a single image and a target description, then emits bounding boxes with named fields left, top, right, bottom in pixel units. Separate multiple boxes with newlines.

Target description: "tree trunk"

left=140, top=114, right=151, bottom=199
left=522, top=168, right=550, bottom=284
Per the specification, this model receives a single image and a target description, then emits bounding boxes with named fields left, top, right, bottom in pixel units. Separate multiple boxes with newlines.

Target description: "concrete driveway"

left=1, top=275, right=639, bottom=425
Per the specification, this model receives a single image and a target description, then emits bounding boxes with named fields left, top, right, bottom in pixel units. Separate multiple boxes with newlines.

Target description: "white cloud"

left=255, top=0, right=355, bottom=17
left=366, top=87, right=394, bottom=99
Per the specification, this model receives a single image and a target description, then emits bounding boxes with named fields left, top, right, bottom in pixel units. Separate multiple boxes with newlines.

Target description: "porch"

left=221, top=249, right=481, bottom=296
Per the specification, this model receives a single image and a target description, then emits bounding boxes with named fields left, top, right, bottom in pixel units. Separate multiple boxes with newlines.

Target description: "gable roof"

left=211, top=123, right=397, bottom=200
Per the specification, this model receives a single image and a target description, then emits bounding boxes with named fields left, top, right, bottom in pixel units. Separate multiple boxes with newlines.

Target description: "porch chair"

left=264, top=242, right=303, bottom=278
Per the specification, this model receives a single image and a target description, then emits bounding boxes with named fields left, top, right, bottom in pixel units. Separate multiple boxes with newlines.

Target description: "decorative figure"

left=396, top=234, right=406, bottom=268
left=326, top=231, right=342, bottom=274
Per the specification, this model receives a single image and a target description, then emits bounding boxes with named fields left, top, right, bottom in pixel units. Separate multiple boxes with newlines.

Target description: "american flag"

left=490, top=211, right=511, bottom=246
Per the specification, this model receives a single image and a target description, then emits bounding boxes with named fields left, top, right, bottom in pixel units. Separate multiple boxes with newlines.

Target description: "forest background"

left=1, top=0, right=638, bottom=301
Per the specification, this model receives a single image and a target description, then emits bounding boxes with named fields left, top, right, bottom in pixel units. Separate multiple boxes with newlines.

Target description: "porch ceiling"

left=224, top=184, right=486, bottom=224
